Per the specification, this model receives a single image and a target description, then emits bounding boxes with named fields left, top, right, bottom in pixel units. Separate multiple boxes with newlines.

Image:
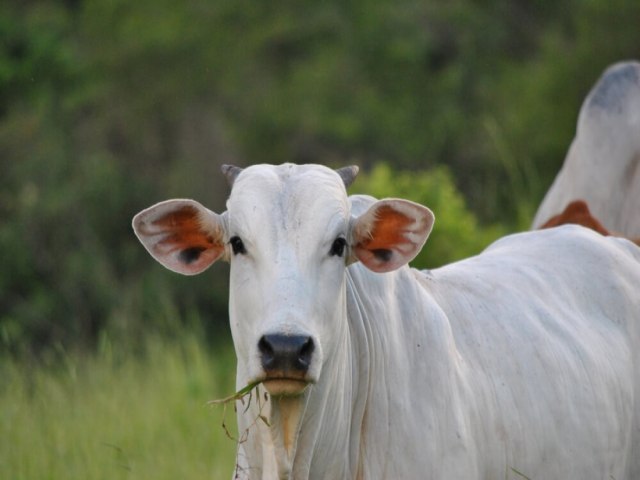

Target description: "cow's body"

left=133, top=164, right=640, bottom=479
left=406, top=225, right=639, bottom=480
left=532, top=61, right=640, bottom=236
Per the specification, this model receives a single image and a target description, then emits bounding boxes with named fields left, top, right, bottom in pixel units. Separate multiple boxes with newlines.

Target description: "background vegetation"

left=1, top=0, right=639, bottom=477
left=1, top=334, right=238, bottom=478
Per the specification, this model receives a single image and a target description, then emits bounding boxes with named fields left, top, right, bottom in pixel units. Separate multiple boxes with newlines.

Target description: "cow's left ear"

left=350, top=199, right=434, bottom=273
left=132, top=199, right=227, bottom=275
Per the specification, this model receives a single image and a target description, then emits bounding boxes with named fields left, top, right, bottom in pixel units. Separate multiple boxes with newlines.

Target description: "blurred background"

left=1, top=0, right=639, bottom=477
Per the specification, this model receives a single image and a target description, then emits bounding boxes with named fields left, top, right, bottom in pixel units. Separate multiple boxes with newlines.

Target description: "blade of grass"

left=510, top=467, right=532, bottom=480
left=207, top=380, right=263, bottom=405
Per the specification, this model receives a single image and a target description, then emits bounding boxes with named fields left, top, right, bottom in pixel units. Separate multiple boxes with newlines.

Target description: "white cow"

left=532, top=61, right=640, bottom=236
left=133, top=163, right=640, bottom=479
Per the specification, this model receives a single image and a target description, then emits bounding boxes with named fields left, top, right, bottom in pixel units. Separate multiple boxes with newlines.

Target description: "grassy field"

left=1, top=334, right=239, bottom=479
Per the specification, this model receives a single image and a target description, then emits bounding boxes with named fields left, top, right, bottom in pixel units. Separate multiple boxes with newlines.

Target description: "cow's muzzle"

left=258, top=334, right=314, bottom=395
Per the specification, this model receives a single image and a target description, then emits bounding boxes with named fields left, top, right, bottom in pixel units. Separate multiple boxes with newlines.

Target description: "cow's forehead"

left=226, top=164, right=350, bottom=234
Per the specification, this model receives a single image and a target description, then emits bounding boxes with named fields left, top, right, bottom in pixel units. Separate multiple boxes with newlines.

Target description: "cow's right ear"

left=132, top=199, right=227, bottom=275
left=349, top=199, right=434, bottom=273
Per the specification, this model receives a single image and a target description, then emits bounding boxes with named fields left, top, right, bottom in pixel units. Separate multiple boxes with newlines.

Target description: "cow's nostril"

left=297, top=337, right=314, bottom=368
left=259, top=334, right=314, bottom=376
left=258, top=336, right=276, bottom=369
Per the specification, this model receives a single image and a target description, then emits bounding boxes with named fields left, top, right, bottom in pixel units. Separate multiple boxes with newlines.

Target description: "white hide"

left=532, top=61, right=640, bottom=236
left=133, top=164, right=640, bottom=480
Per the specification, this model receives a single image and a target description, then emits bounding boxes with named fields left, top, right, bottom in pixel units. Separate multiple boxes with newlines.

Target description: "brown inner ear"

left=152, top=206, right=217, bottom=259
left=356, top=205, right=413, bottom=251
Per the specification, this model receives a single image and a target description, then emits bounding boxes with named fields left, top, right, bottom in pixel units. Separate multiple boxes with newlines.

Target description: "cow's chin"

left=263, top=378, right=310, bottom=397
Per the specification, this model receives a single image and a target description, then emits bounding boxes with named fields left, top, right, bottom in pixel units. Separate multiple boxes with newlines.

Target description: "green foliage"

left=1, top=0, right=639, bottom=355
left=352, top=164, right=506, bottom=268
left=0, top=334, right=237, bottom=479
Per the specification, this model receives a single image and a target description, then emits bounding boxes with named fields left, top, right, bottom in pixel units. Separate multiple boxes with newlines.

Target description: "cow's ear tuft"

left=350, top=199, right=434, bottom=273
left=132, top=199, right=226, bottom=275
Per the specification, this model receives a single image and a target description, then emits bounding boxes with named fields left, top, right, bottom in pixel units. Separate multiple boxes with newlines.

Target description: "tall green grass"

left=1, top=334, right=238, bottom=479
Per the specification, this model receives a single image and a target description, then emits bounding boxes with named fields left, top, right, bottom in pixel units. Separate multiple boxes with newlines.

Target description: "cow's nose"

left=258, top=334, right=314, bottom=376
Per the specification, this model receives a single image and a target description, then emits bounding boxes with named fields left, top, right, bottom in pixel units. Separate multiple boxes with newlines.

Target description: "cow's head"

left=132, top=164, right=434, bottom=396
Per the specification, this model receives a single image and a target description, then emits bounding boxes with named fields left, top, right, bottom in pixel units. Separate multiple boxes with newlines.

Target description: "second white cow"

left=133, top=163, right=640, bottom=479
left=532, top=61, right=640, bottom=236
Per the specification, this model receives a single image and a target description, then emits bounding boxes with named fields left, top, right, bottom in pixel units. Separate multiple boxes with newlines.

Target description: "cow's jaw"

left=262, top=378, right=310, bottom=396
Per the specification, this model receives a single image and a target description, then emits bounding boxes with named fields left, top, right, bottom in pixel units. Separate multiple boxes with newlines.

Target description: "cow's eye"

left=229, top=236, right=246, bottom=255
left=329, top=237, right=347, bottom=257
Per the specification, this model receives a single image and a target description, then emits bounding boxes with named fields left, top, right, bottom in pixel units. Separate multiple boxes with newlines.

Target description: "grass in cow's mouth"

left=208, top=380, right=271, bottom=444
left=207, top=379, right=264, bottom=406
left=510, top=467, right=532, bottom=480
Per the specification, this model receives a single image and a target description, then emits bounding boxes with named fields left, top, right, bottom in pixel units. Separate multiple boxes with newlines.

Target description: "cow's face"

left=223, top=165, right=353, bottom=395
left=132, top=164, right=433, bottom=396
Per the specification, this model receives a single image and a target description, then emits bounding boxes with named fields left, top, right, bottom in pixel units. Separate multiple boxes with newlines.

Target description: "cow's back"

left=419, top=225, right=640, bottom=479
